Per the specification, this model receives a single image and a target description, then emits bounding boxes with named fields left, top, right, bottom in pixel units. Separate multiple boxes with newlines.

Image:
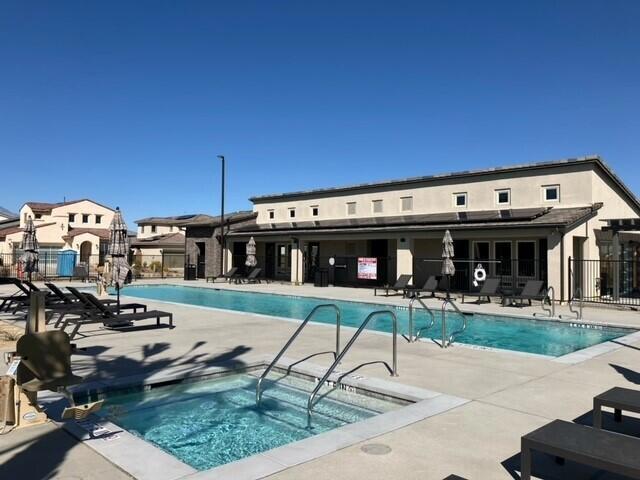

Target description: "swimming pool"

left=97, top=371, right=400, bottom=471
left=119, top=284, right=633, bottom=357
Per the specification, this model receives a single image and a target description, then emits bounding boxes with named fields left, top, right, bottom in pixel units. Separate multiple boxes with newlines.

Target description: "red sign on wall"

left=357, top=257, right=378, bottom=280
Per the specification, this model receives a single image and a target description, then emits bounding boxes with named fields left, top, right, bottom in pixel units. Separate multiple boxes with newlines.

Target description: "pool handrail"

left=306, top=309, right=398, bottom=423
left=440, top=298, right=472, bottom=348
left=534, top=286, right=556, bottom=319
left=256, top=304, right=341, bottom=404
left=560, top=286, right=583, bottom=321
left=406, top=295, right=436, bottom=343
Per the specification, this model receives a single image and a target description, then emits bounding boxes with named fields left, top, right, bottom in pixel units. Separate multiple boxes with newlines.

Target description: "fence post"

left=568, top=256, right=572, bottom=302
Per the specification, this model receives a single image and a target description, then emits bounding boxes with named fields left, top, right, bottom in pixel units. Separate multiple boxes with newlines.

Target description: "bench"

left=594, top=386, right=640, bottom=429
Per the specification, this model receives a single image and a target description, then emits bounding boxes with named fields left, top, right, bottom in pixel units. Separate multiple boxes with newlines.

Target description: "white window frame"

left=400, top=196, right=413, bottom=212
left=346, top=202, right=356, bottom=216
left=495, top=188, right=511, bottom=206
left=453, top=192, right=468, bottom=208
left=288, top=208, right=296, bottom=219
left=268, top=209, right=275, bottom=220
left=542, top=184, right=560, bottom=202
left=310, top=205, right=319, bottom=217
left=371, top=199, right=383, bottom=214
left=82, top=214, right=90, bottom=224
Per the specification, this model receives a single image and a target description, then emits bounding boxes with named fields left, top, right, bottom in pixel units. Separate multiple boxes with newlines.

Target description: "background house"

left=131, top=215, right=188, bottom=278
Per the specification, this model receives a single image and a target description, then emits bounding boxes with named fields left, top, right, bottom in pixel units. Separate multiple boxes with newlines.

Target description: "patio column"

left=291, top=239, right=304, bottom=285
left=612, top=231, right=620, bottom=301
left=396, top=237, right=414, bottom=280
left=546, top=231, right=563, bottom=302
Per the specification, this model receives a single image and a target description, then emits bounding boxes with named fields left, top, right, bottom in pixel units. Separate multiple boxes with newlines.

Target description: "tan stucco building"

left=226, top=156, right=640, bottom=302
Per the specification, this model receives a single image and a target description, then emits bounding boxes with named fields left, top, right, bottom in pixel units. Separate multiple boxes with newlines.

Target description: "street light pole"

left=217, top=155, right=225, bottom=277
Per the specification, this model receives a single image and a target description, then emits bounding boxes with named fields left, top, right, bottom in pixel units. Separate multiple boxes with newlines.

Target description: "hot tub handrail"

left=307, top=310, right=398, bottom=422
left=406, top=295, right=436, bottom=343
left=256, top=304, right=341, bottom=404
left=441, top=298, right=472, bottom=348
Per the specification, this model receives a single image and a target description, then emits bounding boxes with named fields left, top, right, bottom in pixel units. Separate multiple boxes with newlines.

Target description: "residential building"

left=0, top=199, right=117, bottom=267
left=224, top=156, right=640, bottom=301
left=132, top=215, right=188, bottom=256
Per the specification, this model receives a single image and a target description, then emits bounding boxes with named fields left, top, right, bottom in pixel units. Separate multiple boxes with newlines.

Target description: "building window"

left=543, top=185, right=560, bottom=202
left=495, top=241, right=512, bottom=276
left=496, top=189, right=511, bottom=205
left=151, top=225, right=157, bottom=233
left=517, top=241, right=536, bottom=277
left=82, top=214, right=89, bottom=224
left=34, top=213, right=42, bottom=219
left=311, top=206, right=319, bottom=217
left=453, top=193, right=467, bottom=207
left=400, top=197, right=413, bottom=212
left=68, top=213, right=76, bottom=223
left=372, top=199, right=383, bottom=214
left=140, top=226, right=145, bottom=234
left=268, top=210, right=275, bottom=220
left=346, top=202, right=356, bottom=215
left=95, top=214, right=102, bottom=224
left=289, top=208, right=296, bottom=219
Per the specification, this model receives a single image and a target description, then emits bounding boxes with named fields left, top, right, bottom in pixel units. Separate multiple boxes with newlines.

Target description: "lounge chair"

left=502, top=280, right=545, bottom=306
left=461, top=278, right=501, bottom=304
left=244, top=268, right=262, bottom=284
left=45, top=282, right=85, bottom=304
left=206, top=267, right=239, bottom=283
left=374, top=274, right=412, bottom=297
left=403, top=276, right=438, bottom=298
left=61, top=289, right=173, bottom=339
left=593, top=386, right=640, bottom=429
left=520, top=419, right=640, bottom=480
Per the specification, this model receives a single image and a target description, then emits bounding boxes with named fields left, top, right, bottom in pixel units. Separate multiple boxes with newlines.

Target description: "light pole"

left=217, top=155, right=225, bottom=276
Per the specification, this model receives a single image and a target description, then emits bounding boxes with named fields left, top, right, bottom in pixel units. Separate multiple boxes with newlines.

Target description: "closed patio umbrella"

left=441, top=230, right=455, bottom=299
left=245, top=237, right=258, bottom=270
left=21, top=217, right=39, bottom=281
left=108, top=207, right=131, bottom=313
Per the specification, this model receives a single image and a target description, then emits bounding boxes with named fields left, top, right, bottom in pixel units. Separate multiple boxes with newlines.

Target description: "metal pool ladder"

left=560, top=287, right=583, bottom=321
left=256, top=304, right=341, bottom=405
left=534, top=286, right=556, bottom=318
left=405, top=295, right=436, bottom=343
left=306, top=310, right=398, bottom=424
left=438, top=298, right=472, bottom=348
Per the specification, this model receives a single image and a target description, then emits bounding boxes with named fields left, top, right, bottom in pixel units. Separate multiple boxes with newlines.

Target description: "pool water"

left=98, top=373, right=398, bottom=471
left=119, top=284, right=633, bottom=357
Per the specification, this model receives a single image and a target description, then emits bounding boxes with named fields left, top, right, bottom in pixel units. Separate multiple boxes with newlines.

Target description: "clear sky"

left=1, top=1, right=639, bottom=224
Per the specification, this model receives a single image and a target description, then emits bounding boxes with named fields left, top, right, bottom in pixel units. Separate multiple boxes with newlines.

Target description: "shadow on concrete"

left=610, top=340, right=640, bottom=352
left=501, top=407, right=640, bottom=480
left=609, top=364, right=640, bottom=385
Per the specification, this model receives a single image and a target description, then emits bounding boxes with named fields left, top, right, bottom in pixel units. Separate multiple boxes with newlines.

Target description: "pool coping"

left=114, top=287, right=639, bottom=364
left=51, top=356, right=469, bottom=480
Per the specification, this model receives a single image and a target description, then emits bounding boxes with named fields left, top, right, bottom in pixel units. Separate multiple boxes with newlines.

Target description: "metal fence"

left=569, top=257, right=640, bottom=306
left=0, top=252, right=185, bottom=281
left=413, top=257, right=545, bottom=293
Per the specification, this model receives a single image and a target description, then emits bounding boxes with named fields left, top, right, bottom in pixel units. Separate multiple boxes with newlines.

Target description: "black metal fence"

left=569, top=257, right=640, bottom=306
left=0, top=252, right=185, bottom=281
left=413, top=257, right=545, bottom=293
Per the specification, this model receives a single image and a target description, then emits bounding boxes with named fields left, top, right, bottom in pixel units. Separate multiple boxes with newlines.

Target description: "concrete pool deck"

left=1, top=279, right=639, bottom=479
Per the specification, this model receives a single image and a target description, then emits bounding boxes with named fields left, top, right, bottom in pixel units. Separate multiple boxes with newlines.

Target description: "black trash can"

left=314, top=268, right=329, bottom=287
left=185, top=264, right=197, bottom=280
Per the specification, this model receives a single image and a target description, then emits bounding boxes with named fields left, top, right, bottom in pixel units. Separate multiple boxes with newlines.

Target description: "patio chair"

left=461, top=278, right=501, bottom=304
left=403, top=276, right=438, bottom=298
left=502, top=280, right=545, bottom=307
left=0, top=278, right=31, bottom=311
left=374, top=274, right=412, bottom=297
left=206, top=267, right=238, bottom=283
left=62, top=289, right=173, bottom=340
left=244, top=268, right=262, bottom=284
left=45, top=282, right=83, bottom=304
left=520, top=419, right=640, bottom=480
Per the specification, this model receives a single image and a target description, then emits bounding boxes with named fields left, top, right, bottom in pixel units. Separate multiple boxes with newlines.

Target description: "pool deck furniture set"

left=521, top=386, right=640, bottom=479
left=206, top=267, right=264, bottom=284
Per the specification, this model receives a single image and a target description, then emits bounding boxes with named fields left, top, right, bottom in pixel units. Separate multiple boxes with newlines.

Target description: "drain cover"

left=361, top=443, right=392, bottom=455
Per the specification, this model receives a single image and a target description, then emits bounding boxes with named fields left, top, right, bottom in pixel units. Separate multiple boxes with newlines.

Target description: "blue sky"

left=1, top=1, right=639, bottom=223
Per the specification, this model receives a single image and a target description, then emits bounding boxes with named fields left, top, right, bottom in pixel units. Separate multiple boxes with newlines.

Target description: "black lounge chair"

left=404, top=276, right=438, bottom=298
left=461, top=278, right=501, bottom=304
left=45, top=282, right=84, bottom=304
left=502, top=280, right=545, bottom=306
left=244, top=268, right=262, bottom=284
left=0, top=278, right=31, bottom=311
left=207, top=267, right=239, bottom=283
left=61, top=289, right=173, bottom=339
left=374, top=274, right=412, bottom=297
left=520, top=419, right=640, bottom=480
left=593, top=387, right=640, bottom=429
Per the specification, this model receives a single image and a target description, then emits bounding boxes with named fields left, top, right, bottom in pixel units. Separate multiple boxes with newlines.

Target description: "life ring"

left=473, top=264, right=486, bottom=283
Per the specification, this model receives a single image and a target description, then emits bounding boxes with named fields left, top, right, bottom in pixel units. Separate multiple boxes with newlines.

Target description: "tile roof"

left=134, top=214, right=199, bottom=226
left=63, top=228, right=111, bottom=241
left=228, top=205, right=601, bottom=237
left=131, top=232, right=185, bottom=248
left=24, top=199, right=115, bottom=214
left=179, top=211, right=257, bottom=227
left=0, top=206, right=17, bottom=218
left=249, top=156, right=639, bottom=213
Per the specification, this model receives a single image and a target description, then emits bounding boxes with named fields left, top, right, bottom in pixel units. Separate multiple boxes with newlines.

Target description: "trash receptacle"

left=185, top=264, right=197, bottom=280
left=314, top=268, right=329, bottom=287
